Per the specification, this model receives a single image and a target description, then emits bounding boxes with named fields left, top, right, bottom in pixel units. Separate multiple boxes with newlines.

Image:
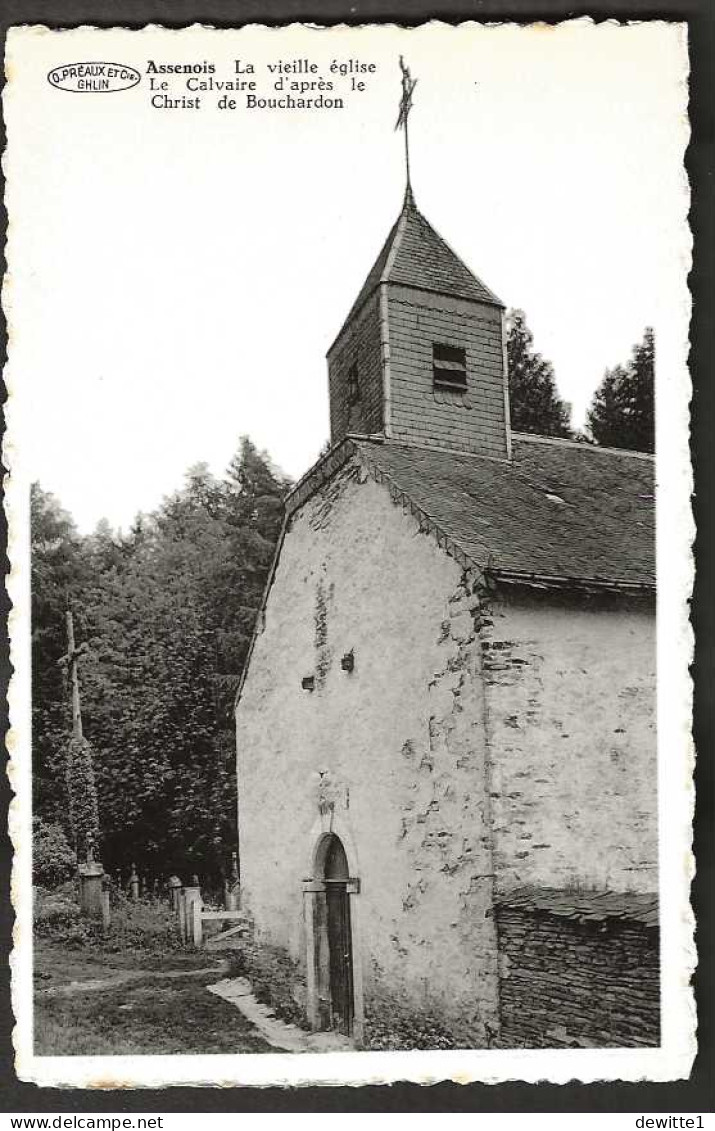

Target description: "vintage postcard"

left=4, top=19, right=694, bottom=1088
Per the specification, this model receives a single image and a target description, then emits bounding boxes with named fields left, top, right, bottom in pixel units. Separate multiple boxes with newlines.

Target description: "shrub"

left=34, top=893, right=95, bottom=948
left=34, top=884, right=83, bottom=937
left=33, top=881, right=184, bottom=953
left=229, top=940, right=305, bottom=1027
left=364, top=1005, right=460, bottom=1050
left=33, top=818, right=76, bottom=888
left=98, top=888, right=183, bottom=955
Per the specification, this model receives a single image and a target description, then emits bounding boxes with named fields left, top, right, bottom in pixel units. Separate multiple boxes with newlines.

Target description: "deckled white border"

left=4, top=19, right=695, bottom=1088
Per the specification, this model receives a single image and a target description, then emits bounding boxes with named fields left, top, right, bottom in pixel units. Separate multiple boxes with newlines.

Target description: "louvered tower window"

left=433, top=343, right=467, bottom=391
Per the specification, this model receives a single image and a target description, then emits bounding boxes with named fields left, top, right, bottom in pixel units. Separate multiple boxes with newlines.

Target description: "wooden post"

left=226, top=851, right=240, bottom=911
left=177, top=888, right=187, bottom=942
left=101, top=884, right=111, bottom=933
left=192, top=899, right=203, bottom=948
left=182, top=882, right=202, bottom=948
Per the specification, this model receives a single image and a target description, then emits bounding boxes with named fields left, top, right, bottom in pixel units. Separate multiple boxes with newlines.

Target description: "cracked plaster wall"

left=235, top=457, right=499, bottom=1042
left=235, top=459, right=657, bottom=1044
left=482, top=589, right=657, bottom=895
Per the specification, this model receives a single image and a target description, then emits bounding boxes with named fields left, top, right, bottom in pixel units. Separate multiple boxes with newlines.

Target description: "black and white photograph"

left=3, top=19, right=694, bottom=1088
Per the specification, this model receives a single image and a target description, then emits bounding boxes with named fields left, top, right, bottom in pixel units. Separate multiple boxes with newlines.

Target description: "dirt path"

left=33, top=940, right=274, bottom=1056
left=34, top=939, right=353, bottom=1056
left=37, top=963, right=229, bottom=997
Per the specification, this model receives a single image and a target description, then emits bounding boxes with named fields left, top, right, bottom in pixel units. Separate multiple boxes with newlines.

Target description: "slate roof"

left=346, top=434, right=656, bottom=589
left=495, top=886, right=659, bottom=929
left=332, top=188, right=503, bottom=347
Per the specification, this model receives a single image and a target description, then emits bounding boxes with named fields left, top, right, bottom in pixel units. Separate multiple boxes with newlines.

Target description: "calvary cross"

left=58, top=608, right=89, bottom=741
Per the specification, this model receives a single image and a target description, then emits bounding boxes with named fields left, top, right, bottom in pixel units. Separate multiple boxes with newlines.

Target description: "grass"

left=32, top=890, right=274, bottom=1056
left=34, top=950, right=273, bottom=1055
left=34, top=936, right=220, bottom=986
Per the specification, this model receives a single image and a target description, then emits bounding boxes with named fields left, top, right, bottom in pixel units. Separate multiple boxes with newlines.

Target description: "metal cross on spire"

left=395, top=55, right=417, bottom=192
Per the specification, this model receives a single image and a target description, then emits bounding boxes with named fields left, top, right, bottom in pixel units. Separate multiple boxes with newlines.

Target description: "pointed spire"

left=330, top=194, right=503, bottom=348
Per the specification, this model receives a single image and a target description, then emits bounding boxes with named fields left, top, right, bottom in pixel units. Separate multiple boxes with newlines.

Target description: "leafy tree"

left=506, top=309, right=572, bottom=437
left=31, top=437, right=290, bottom=887
left=587, top=328, right=655, bottom=453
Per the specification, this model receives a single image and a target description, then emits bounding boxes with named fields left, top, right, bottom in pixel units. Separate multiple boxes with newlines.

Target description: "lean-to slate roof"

left=495, top=886, right=659, bottom=929
left=287, top=434, right=655, bottom=589
left=333, top=189, right=503, bottom=344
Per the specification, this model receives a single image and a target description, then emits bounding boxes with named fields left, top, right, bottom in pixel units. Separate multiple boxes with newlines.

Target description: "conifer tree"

left=587, top=328, right=655, bottom=453
left=506, top=310, right=572, bottom=437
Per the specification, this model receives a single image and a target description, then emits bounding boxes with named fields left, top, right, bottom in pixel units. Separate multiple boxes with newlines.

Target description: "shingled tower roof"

left=334, top=187, right=503, bottom=344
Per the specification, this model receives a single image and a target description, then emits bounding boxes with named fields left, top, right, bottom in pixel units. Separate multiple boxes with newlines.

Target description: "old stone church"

left=234, top=186, right=658, bottom=1050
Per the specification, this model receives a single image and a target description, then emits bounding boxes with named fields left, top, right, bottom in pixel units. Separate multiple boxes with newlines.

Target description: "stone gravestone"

left=129, top=864, right=140, bottom=902
left=78, top=841, right=104, bottom=918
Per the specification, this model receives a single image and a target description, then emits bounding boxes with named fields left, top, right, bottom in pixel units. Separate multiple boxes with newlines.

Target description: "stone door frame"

left=302, top=813, right=364, bottom=1045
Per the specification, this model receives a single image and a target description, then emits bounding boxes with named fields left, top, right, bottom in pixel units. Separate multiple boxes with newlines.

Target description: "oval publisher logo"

left=47, top=62, right=141, bottom=93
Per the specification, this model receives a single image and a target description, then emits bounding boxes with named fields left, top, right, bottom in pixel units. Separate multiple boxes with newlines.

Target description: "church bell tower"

left=326, top=186, right=511, bottom=460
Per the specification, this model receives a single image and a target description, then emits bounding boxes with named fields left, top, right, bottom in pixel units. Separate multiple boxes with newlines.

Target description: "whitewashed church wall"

left=483, top=589, right=657, bottom=896
left=235, top=459, right=500, bottom=1044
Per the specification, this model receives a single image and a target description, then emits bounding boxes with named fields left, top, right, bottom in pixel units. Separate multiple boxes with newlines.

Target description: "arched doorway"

left=303, top=828, right=361, bottom=1040
left=323, top=835, right=354, bottom=1036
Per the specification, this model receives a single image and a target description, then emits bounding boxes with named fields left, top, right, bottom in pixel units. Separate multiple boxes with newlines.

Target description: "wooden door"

left=326, top=879, right=354, bottom=1035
